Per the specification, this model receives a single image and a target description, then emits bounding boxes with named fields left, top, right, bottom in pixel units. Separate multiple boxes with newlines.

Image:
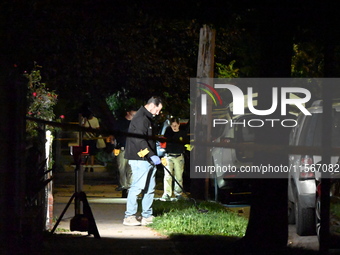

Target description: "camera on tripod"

left=51, top=145, right=100, bottom=238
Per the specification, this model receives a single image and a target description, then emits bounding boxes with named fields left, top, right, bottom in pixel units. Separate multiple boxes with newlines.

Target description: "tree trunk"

left=240, top=3, right=293, bottom=251
left=319, top=2, right=337, bottom=252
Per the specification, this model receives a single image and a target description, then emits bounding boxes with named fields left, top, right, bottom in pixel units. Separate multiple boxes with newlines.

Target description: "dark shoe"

left=90, top=167, right=94, bottom=172
left=115, top=186, right=123, bottom=191
left=85, top=167, right=88, bottom=172
left=176, top=195, right=184, bottom=200
left=122, top=189, right=128, bottom=198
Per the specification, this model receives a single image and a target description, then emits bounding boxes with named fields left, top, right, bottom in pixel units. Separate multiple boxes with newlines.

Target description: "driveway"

left=288, top=225, right=318, bottom=251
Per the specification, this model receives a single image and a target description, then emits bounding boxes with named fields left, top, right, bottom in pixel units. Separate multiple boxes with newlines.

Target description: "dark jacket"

left=164, top=127, right=187, bottom=154
left=124, top=106, right=157, bottom=160
left=114, top=117, right=130, bottom=148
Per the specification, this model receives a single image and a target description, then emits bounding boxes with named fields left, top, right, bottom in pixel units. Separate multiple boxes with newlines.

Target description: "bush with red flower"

left=25, top=63, right=58, bottom=137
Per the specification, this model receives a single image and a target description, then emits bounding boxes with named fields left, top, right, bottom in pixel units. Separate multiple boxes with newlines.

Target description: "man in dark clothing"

left=123, top=96, right=163, bottom=226
left=114, top=109, right=137, bottom=191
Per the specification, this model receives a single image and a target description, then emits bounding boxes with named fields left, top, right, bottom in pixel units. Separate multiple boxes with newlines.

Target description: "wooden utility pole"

left=192, top=25, right=215, bottom=199
left=197, top=25, right=215, bottom=78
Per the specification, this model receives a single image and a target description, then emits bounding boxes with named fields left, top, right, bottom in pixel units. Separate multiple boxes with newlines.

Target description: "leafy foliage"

left=25, top=63, right=58, bottom=137
left=6, top=1, right=340, bottom=122
left=291, top=43, right=324, bottom=78
left=216, top=60, right=239, bottom=78
left=14, top=3, right=202, bottom=120
left=106, top=90, right=140, bottom=119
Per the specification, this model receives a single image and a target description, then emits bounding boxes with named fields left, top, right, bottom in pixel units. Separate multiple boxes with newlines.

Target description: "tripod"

left=51, top=146, right=100, bottom=238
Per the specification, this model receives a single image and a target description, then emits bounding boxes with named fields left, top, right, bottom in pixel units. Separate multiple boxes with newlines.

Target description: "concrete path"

left=53, top=196, right=166, bottom=239
left=45, top=171, right=321, bottom=255
left=45, top=172, right=182, bottom=254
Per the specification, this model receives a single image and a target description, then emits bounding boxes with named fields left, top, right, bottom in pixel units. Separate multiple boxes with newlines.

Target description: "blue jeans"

left=125, top=160, right=156, bottom=218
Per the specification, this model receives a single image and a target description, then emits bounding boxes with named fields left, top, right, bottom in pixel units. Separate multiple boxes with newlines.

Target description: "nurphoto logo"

left=198, top=81, right=223, bottom=114
left=193, top=78, right=312, bottom=129
left=200, top=83, right=311, bottom=116
left=189, top=78, right=333, bottom=179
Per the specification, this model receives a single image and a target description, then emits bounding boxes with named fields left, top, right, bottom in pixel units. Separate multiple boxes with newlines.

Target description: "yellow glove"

left=113, top=149, right=120, bottom=156
left=137, top=148, right=150, bottom=158
left=185, top=144, right=194, bottom=151
left=161, top=157, right=167, bottom=166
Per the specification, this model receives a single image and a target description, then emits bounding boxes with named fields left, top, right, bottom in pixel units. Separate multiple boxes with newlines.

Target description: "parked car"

left=210, top=113, right=255, bottom=204
left=288, top=100, right=340, bottom=236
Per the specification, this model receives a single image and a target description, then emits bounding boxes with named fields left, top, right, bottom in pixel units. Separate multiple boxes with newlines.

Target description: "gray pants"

left=116, top=150, right=132, bottom=188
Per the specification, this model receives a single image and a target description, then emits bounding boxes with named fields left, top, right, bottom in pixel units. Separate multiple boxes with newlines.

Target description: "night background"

left=5, top=0, right=340, bottom=127
left=2, top=0, right=340, bottom=254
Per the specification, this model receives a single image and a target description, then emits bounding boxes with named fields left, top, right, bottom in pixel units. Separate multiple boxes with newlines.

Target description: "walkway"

left=41, top=168, right=320, bottom=255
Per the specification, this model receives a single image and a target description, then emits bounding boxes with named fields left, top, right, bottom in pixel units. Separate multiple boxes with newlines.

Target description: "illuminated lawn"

left=149, top=199, right=248, bottom=237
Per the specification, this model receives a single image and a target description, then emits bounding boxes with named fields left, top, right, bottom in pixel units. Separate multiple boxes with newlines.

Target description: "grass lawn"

left=148, top=199, right=248, bottom=237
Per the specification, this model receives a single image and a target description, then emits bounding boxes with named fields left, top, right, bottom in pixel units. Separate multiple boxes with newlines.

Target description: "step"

left=64, top=164, right=107, bottom=173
